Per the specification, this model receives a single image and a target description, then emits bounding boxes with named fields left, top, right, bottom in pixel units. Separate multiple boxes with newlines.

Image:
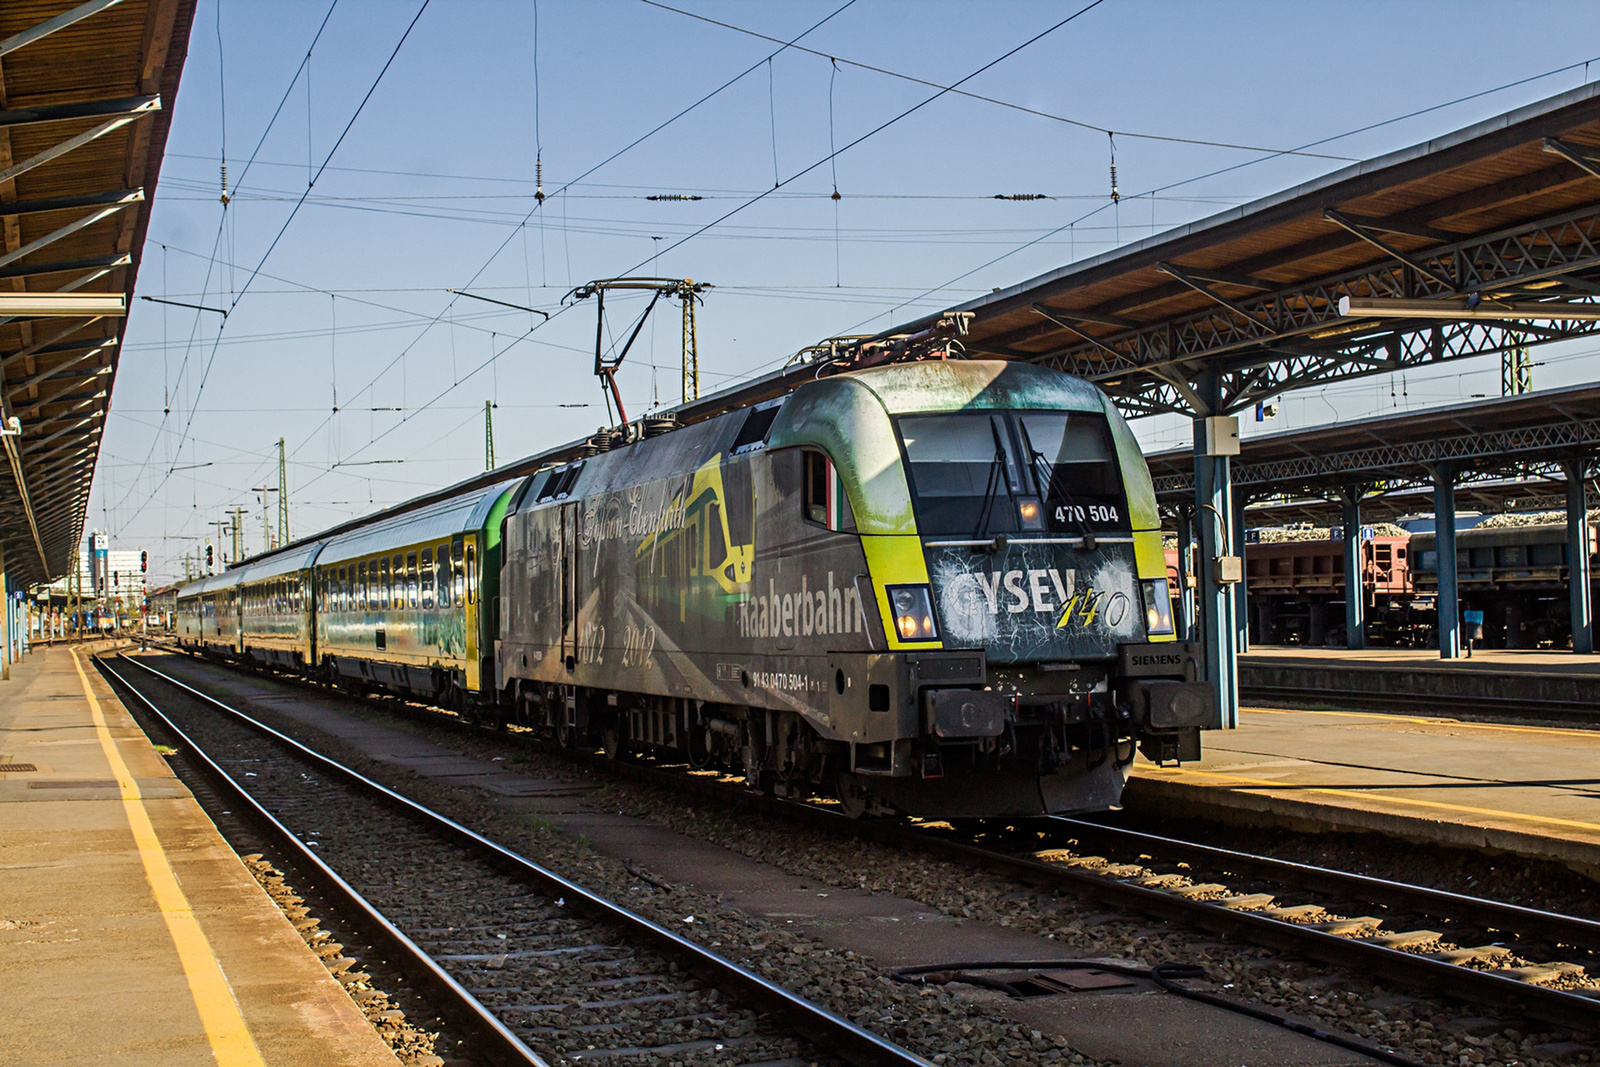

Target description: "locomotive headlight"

left=1141, top=578, right=1175, bottom=636
left=888, top=585, right=939, bottom=642
left=1016, top=496, right=1045, bottom=531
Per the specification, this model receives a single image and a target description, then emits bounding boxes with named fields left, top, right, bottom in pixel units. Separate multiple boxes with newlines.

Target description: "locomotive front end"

left=776, top=360, right=1213, bottom=818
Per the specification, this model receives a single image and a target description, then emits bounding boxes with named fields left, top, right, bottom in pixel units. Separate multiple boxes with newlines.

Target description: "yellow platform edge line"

left=72, top=649, right=267, bottom=1067
left=1144, top=763, right=1600, bottom=835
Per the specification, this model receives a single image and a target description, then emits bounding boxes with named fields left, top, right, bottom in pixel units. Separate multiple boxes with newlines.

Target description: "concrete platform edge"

left=1122, top=776, right=1600, bottom=879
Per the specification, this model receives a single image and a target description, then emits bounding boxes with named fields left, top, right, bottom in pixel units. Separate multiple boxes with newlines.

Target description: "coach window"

left=377, top=556, right=389, bottom=612
left=421, top=548, right=435, bottom=609
left=452, top=536, right=466, bottom=604
left=438, top=543, right=452, bottom=608
left=392, top=554, right=404, bottom=609
left=336, top=566, right=346, bottom=612
left=406, top=551, right=419, bottom=608
left=359, top=560, right=369, bottom=613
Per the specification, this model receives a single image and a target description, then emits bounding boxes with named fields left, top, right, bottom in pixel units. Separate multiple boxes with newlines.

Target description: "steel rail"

left=95, top=655, right=552, bottom=1067
left=110, top=653, right=934, bottom=1067
left=144, top=648, right=1600, bottom=1031
left=542, top=742, right=1600, bottom=1032
left=1052, top=816, right=1600, bottom=954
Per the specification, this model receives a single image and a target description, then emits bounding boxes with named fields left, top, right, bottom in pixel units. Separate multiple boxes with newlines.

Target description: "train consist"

left=179, top=359, right=1215, bottom=818
left=1201, top=523, right=1597, bottom=649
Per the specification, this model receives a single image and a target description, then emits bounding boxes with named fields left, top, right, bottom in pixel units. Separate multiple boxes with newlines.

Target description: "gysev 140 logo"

left=1055, top=587, right=1131, bottom=631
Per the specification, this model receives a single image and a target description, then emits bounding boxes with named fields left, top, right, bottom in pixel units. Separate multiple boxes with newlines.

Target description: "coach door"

left=560, top=502, right=579, bottom=670
left=463, top=534, right=480, bottom=691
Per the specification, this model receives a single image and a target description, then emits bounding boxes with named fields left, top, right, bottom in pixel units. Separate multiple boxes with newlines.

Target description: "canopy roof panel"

left=0, top=0, right=196, bottom=590
left=889, top=84, right=1600, bottom=421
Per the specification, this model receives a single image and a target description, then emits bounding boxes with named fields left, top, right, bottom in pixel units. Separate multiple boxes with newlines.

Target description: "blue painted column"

left=1175, top=508, right=1195, bottom=642
left=1564, top=459, right=1593, bottom=654
left=1232, top=492, right=1250, bottom=654
left=1432, top=462, right=1461, bottom=659
left=1341, top=488, right=1366, bottom=650
left=1192, top=371, right=1238, bottom=729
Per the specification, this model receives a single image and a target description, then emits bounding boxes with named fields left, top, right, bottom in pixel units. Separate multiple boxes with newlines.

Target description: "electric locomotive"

left=497, top=359, right=1213, bottom=817
left=176, top=358, right=1215, bottom=818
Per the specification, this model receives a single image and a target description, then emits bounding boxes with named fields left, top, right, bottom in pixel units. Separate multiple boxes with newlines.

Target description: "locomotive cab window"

left=898, top=410, right=1127, bottom=538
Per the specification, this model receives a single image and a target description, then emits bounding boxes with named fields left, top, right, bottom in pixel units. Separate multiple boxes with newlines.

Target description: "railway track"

left=99, top=654, right=932, bottom=1067
left=142, top=648, right=1600, bottom=1035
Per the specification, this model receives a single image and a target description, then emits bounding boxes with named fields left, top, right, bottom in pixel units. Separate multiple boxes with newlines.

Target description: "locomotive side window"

left=465, top=543, right=476, bottom=604
left=421, top=548, right=435, bottom=609
left=802, top=450, right=854, bottom=531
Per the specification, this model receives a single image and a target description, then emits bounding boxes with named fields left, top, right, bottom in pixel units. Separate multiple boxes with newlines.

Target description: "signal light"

left=206, top=543, right=214, bottom=567
left=140, top=550, right=148, bottom=573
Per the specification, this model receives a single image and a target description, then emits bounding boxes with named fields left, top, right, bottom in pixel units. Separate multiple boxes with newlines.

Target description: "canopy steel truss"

left=0, top=0, right=194, bottom=590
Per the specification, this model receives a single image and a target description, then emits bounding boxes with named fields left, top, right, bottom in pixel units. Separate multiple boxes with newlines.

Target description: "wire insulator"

left=995, top=193, right=1049, bottom=201
left=535, top=154, right=545, bottom=203
left=1108, top=131, right=1121, bottom=204
left=219, top=160, right=230, bottom=205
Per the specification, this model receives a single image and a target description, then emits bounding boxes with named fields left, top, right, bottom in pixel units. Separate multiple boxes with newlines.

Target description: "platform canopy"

left=1143, top=382, right=1600, bottom=525
left=0, top=0, right=195, bottom=590
left=887, top=83, right=1600, bottom=420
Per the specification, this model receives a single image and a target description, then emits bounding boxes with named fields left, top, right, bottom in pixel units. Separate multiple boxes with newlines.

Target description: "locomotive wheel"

left=686, top=726, right=713, bottom=770
left=836, top=772, right=870, bottom=820
left=601, top=721, right=629, bottom=761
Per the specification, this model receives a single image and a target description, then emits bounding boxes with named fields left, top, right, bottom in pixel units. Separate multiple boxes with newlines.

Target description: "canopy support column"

left=1431, top=462, right=1461, bottom=659
left=1192, top=369, right=1237, bottom=729
left=1341, top=488, right=1366, bottom=651
left=1232, top=493, right=1250, bottom=653
left=1175, top=507, right=1194, bottom=642
left=1565, top=459, right=1593, bottom=654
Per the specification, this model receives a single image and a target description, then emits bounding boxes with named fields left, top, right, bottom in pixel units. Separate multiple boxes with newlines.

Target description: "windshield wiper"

left=971, top=415, right=1011, bottom=549
left=1018, top=419, right=1096, bottom=550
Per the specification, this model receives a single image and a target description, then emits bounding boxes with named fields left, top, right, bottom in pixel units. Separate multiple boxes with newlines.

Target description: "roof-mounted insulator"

left=647, top=194, right=703, bottom=201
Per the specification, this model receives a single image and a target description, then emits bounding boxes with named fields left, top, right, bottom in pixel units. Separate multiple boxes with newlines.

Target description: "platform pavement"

left=1127, top=697, right=1600, bottom=873
left=0, top=644, right=400, bottom=1066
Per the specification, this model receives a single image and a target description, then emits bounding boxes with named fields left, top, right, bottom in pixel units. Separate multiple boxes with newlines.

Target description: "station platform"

left=1125, top=694, right=1600, bottom=874
left=1237, top=644, right=1600, bottom=707
left=0, top=644, right=399, bottom=1066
